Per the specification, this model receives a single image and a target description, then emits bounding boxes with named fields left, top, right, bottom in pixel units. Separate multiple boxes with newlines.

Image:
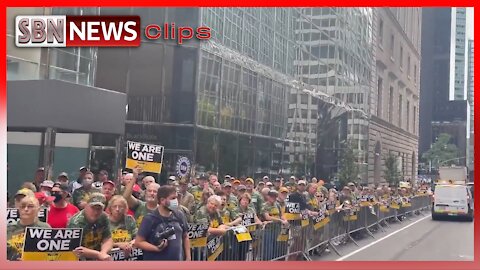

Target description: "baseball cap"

left=290, top=175, right=296, bottom=179
left=35, top=192, right=55, bottom=203
left=57, top=172, right=69, bottom=179
left=233, top=179, right=241, bottom=185
left=132, top=184, right=142, bottom=193
left=258, top=181, right=265, bottom=186
left=15, top=188, right=34, bottom=198
left=224, top=175, right=231, bottom=179
left=198, top=173, right=208, bottom=180
left=266, top=182, right=273, bottom=186
left=40, top=180, right=55, bottom=189
left=223, top=182, right=232, bottom=187
left=79, top=166, right=88, bottom=171
left=347, top=182, right=355, bottom=187
left=103, top=180, right=116, bottom=187
left=267, top=190, right=279, bottom=197
left=36, top=167, right=45, bottom=172
left=53, top=182, right=70, bottom=193
left=238, top=185, right=247, bottom=191
left=279, top=187, right=289, bottom=193
left=298, top=180, right=307, bottom=185
left=245, top=178, right=254, bottom=184
left=274, top=177, right=281, bottom=182
left=263, top=176, right=269, bottom=180
left=168, top=176, right=176, bottom=181
left=87, top=193, right=106, bottom=207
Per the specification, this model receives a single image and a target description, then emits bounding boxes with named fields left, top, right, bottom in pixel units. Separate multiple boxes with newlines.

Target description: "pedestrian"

left=68, top=193, right=113, bottom=261
left=178, top=178, right=195, bottom=212
left=56, top=172, right=70, bottom=186
left=47, top=183, right=79, bottom=228
left=194, top=195, right=229, bottom=235
left=93, top=170, right=110, bottom=190
left=123, top=173, right=160, bottom=228
left=33, top=167, right=46, bottom=191
left=69, top=166, right=88, bottom=193
left=12, top=188, right=35, bottom=209
left=135, top=185, right=191, bottom=261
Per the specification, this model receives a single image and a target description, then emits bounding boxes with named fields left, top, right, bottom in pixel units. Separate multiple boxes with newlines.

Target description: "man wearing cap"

left=277, top=187, right=289, bottom=216
left=39, top=180, right=54, bottom=196
left=48, top=183, right=79, bottom=228
left=266, top=182, right=273, bottom=190
left=69, top=166, right=88, bottom=193
left=34, top=191, right=55, bottom=209
left=208, top=174, right=219, bottom=187
left=236, top=184, right=247, bottom=199
left=68, top=193, right=113, bottom=261
left=12, top=188, right=35, bottom=209
left=257, top=181, right=266, bottom=191
left=260, top=189, right=288, bottom=260
left=224, top=175, right=232, bottom=182
left=57, top=172, right=70, bottom=186
left=93, top=170, right=110, bottom=190
left=33, top=167, right=46, bottom=191
left=168, top=175, right=177, bottom=184
left=273, top=177, right=282, bottom=191
left=189, top=174, right=213, bottom=209
left=231, top=179, right=241, bottom=196
left=178, top=178, right=195, bottom=212
left=72, top=171, right=96, bottom=210
left=245, top=178, right=264, bottom=216
left=102, top=181, right=116, bottom=204
left=222, top=182, right=239, bottom=219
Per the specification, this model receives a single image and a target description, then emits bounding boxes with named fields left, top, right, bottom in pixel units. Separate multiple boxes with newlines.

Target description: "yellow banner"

left=284, top=213, right=301, bottom=221
left=380, top=205, right=389, bottom=212
left=126, top=158, right=162, bottom=174
left=343, top=215, right=358, bottom=222
left=22, top=251, right=78, bottom=261
left=235, top=232, right=252, bottom=242
left=190, top=237, right=207, bottom=248
left=277, top=234, right=288, bottom=242
left=301, top=219, right=309, bottom=227
left=207, top=244, right=223, bottom=261
left=313, top=217, right=330, bottom=230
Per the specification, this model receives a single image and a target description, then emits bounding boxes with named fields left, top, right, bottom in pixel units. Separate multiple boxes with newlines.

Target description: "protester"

left=93, top=170, right=110, bottom=190
left=39, top=180, right=54, bottom=196
left=123, top=173, right=160, bottom=228
left=107, top=195, right=137, bottom=256
left=135, top=185, right=191, bottom=261
left=33, top=167, right=46, bottom=191
left=7, top=196, right=51, bottom=261
left=194, top=195, right=228, bottom=235
left=273, top=177, right=282, bottom=191
left=68, top=193, right=113, bottom=261
left=56, top=172, right=70, bottom=185
left=21, top=182, right=37, bottom=192
left=178, top=178, right=195, bottom=211
left=72, top=171, right=95, bottom=210
left=102, top=180, right=116, bottom=203
left=223, top=181, right=239, bottom=220
left=70, top=166, right=88, bottom=193
left=12, top=188, right=35, bottom=209
left=47, top=183, right=79, bottom=228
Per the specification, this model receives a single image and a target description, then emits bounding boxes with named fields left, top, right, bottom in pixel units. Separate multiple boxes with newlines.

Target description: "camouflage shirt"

left=132, top=200, right=157, bottom=228
left=261, top=202, right=281, bottom=220
left=109, top=215, right=137, bottom=243
left=219, top=208, right=234, bottom=224
left=249, top=191, right=264, bottom=216
left=72, top=187, right=95, bottom=209
left=7, top=221, right=51, bottom=260
left=67, top=210, right=112, bottom=251
left=226, top=194, right=239, bottom=217
left=193, top=205, right=223, bottom=228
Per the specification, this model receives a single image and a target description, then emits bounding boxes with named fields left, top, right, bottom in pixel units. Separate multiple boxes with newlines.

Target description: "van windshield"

left=435, top=186, right=467, bottom=198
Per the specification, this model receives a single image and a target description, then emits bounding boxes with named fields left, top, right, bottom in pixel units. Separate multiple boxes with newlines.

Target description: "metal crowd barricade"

left=185, top=195, right=435, bottom=261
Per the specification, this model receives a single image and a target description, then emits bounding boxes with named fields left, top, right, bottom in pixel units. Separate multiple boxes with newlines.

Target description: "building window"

left=389, top=86, right=394, bottom=123
left=406, top=100, right=410, bottom=132
left=379, top=19, right=384, bottom=46
left=400, top=46, right=403, bottom=69
left=377, top=77, right=383, bottom=117
left=414, top=64, right=417, bottom=83
left=398, top=94, right=403, bottom=128
left=390, top=34, right=395, bottom=59
left=413, top=106, right=417, bottom=134
left=407, top=55, right=411, bottom=77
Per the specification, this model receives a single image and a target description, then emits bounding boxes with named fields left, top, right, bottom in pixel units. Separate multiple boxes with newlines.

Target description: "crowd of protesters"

left=7, top=165, right=433, bottom=261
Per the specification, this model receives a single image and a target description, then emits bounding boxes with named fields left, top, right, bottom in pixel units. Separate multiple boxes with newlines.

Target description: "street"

left=314, top=214, right=474, bottom=261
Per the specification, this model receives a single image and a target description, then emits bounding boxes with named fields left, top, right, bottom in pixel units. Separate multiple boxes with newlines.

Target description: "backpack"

left=145, top=209, right=187, bottom=244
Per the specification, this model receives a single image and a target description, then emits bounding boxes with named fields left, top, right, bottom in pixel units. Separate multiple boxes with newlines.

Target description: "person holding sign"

left=123, top=171, right=160, bottom=228
left=193, top=195, right=229, bottom=236
left=107, top=195, right=137, bottom=257
left=67, top=193, right=113, bottom=261
left=7, top=196, right=51, bottom=261
left=135, top=185, right=191, bottom=261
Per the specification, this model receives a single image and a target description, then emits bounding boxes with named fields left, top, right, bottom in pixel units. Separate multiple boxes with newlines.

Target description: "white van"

left=432, top=184, right=474, bottom=221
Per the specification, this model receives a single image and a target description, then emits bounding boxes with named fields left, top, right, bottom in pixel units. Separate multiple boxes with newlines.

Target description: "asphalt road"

left=313, top=213, right=474, bottom=261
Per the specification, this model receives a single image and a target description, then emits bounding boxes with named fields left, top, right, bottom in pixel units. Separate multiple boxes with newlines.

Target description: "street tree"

left=384, top=153, right=401, bottom=186
left=337, top=140, right=359, bottom=188
left=422, top=133, right=460, bottom=169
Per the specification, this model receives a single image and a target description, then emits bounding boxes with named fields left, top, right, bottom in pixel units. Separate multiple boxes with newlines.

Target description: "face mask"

left=167, top=198, right=179, bottom=210
left=52, top=192, right=63, bottom=203
left=83, top=179, right=93, bottom=187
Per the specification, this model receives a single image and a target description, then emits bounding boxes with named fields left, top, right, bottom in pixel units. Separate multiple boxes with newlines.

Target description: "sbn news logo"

left=15, top=15, right=211, bottom=47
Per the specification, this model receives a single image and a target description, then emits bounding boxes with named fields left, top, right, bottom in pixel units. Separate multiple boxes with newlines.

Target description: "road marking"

left=336, top=214, right=432, bottom=261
